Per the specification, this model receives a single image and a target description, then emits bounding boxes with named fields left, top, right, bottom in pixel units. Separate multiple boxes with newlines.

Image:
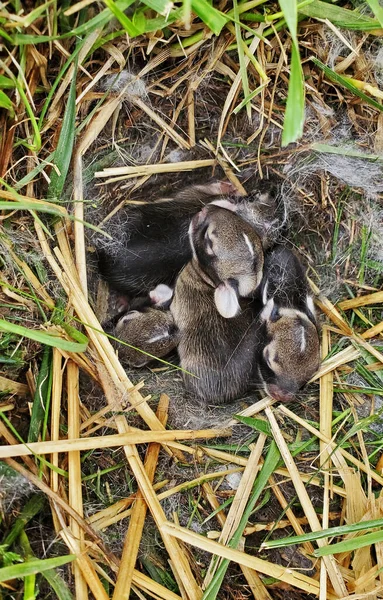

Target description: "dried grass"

left=1, top=4, right=383, bottom=600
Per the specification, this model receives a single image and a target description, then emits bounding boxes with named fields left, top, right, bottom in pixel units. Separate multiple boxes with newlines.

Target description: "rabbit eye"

left=263, top=348, right=273, bottom=370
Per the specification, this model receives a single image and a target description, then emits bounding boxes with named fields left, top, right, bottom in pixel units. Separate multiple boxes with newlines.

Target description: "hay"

left=1, top=3, right=383, bottom=599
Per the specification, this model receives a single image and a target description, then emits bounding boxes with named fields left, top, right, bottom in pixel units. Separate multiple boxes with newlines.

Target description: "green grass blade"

left=12, top=0, right=135, bottom=45
left=0, top=555, right=75, bottom=582
left=311, top=142, right=383, bottom=161
left=366, top=0, right=383, bottom=28
left=282, top=42, right=304, bottom=146
left=41, top=568, right=74, bottom=600
left=12, top=0, right=55, bottom=28
left=47, top=60, right=78, bottom=201
left=102, top=0, right=143, bottom=35
left=263, top=516, right=383, bottom=549
left=0, top=200, right=111, bottom=238
left=278, top=0, right=305, bottom=146
left=191, top=0, right=227, bottom=35
left=0, top=319, right=88, bottom=353
left=278, top=0, right=297, bottom=35
left=140, top=0, right=173, bottom=16
left=145, top=7, right=184, bottom=32
left=3, top=495, right=46, bottom=548
left=23, top=570, right=36, bottom=599
left=314, top=529, right=383, bottom=556
left=0, top=26, right=13, bottom=43
left=0, top=75, right=15, bottom=89
left=0, top=412, right=68, bottom=476
left=202, top=497, right=233, bottom=525
left=14, top=152, right=56, bottom=191
left=234, top=414, right=272, bottom=436
left=359, top=347, right=383, bottom=384
left=312, top=57, right=383, bottom=112
left=18, top=532, right=36, bottom=600
left=202, top=441, right=281, bottom=599
left=0, top=61, right=41, bottom=151
left=28, top=346, right=52, bottom=443
left=233, top=83, right=267, bottom=114
left=38, top=37, right=87, bottom=128
left=232, top=0, right=250, bottom=118
left=0, top=90, right=14, bottom=117
left=299, top=0, right=381, bottom=30
left=13, top=0, right=55, bottom=27
left=0, top=60, right=41, bottom=149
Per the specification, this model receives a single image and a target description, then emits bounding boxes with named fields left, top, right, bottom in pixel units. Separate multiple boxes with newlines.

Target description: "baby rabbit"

left=256, top=246, right=320, bottom=402
left=170, top=202, right=264, bottom=403
left=98, top=181, right=239, bottom=297
left=113, top=306, right=178, bottom=367
left=98, top=180, right=282, bottom=299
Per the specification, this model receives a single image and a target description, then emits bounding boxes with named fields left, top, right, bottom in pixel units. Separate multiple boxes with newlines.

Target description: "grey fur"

left=256, top=246, right=320, bottom=402
left=170, top=203, right=264, bottom=403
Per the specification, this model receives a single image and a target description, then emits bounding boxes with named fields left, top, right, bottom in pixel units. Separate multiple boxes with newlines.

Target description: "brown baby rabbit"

left=114, top=306, right=178, bottom=367
left=256, top=245, right=320, bottom=402
left=169, top=202, right=264, bottom=403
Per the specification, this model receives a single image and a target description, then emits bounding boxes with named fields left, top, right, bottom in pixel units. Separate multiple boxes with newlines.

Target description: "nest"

left=0, top=2, right=383, bottom=599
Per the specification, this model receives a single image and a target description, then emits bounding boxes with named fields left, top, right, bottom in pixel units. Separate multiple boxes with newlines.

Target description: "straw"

left=67, top=360, right=88, bottom=600
left=0, top=427, right=230, bottom=458
left=265, top=406, right=348, bottom=597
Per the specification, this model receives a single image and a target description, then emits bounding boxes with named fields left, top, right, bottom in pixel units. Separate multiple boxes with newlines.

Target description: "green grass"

left=1, top=0, right=381, bottom=151
left=263, top=516, right=383, bottom=549
left=1, top=2, right=383, bottom=599
left=0, top=554, right=76, bottom=583
left=0, top=319, right=89, bottom=352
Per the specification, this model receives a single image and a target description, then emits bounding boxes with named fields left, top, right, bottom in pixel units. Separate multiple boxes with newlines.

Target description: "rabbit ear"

left=261, top=297, right=281, bottom=323
left=209, top=199, right=237, bottom=212
left=149, top=284, right=173, bottom=307
left=306, top=295, right=316, bottom=324
left=214, top=281, right=240, bottom=318
left=261, top=297, right=274, bottom=321
left=262, top=279, right=269, bottom=306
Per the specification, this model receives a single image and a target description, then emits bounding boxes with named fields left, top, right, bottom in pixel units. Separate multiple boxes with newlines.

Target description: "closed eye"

left=146, top=332, right=169, bottom=344
left=264, top=349, right=272, bottom=370
left=261, top=358, right=275, bottom=378
left=205, top=231, right=214, bottom=255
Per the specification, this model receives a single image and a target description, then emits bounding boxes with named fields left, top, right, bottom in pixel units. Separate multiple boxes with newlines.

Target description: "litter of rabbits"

left=1, top=10, right=383, bottom=600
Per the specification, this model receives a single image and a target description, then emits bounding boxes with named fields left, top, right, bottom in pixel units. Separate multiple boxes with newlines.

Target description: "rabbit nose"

left=267, top=384, right=295, bottom=403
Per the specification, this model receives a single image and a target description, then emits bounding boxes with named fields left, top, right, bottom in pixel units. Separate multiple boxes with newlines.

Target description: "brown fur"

left=170, top=203, right=263, bottom=403
left=114, top=308, right=179, bottom=367
left=256, top=246, right=320, bottom=401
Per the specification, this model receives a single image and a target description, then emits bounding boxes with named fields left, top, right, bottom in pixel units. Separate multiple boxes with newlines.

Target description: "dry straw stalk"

left=112, top=395, right=169, bottom=600
left=279, top=405, right=383, bottom=487
left=161, top=521, right=330, bottom=597
left=203, top=482, right=272, bottom=600
left=265, top=406, right=348, bottom=597
left=67, top=360, right=88, bottom=600
left=319, top=328, right=334, bottom=600
left=0, top=427, right=230, bottom=459
left=0, top=375, right=29, bottom=396
left=95, top=159, right=216, bottom=179
left=204, top=434, right=267, bottom=587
